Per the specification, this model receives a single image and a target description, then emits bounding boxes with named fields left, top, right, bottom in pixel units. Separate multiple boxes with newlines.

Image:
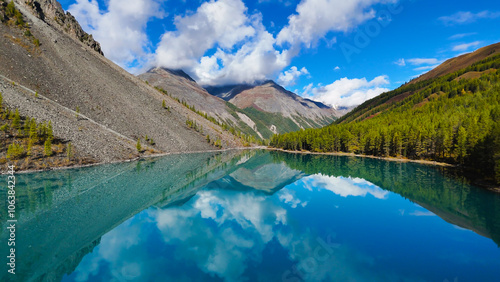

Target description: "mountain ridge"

left=138, top=67, right=340, bottom=140
left=412, top=42, right=500, bottom=84
left=337, top=42, right=500, bottom=125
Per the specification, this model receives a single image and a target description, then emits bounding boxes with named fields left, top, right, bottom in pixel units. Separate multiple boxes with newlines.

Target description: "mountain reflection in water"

left=1, top=150, right=499, bottom=282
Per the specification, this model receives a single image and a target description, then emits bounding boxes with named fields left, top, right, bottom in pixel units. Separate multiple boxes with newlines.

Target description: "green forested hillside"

left=270, top=54, right=500, bottom=184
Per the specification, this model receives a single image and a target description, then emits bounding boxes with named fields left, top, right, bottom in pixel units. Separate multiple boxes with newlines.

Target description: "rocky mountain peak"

left=148, top=67, right=196, bottom=83
left=18, top=0, right=103, bottom=55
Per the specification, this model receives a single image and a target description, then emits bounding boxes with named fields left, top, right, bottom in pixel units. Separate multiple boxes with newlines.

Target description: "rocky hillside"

left=139, top=69, right=339, bottom=140
left=225, top=80, right=338, bottom=124
left=138, top=67, right=261, bottom=141
left=207, top=81, right=339, bottom=133
left=139, top=68, right=238, bottom=125
left=0, top=0, right=245, bottom=168
left=20, top=0, right=103, bottom=54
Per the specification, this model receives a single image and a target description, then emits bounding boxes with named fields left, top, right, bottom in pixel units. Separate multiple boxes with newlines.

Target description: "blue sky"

left=58, top=0, right=500, bottom=108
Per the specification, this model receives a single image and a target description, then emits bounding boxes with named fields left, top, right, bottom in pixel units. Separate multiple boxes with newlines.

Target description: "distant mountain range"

left=139, top=68, right=340, bottom=139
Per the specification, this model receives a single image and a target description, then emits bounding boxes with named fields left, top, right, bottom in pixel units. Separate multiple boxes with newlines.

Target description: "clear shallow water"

left=1, top=150, right=500, bottom=281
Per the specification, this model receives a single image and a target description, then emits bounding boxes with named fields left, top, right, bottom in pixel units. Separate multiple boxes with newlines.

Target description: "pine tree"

left=456, top=126, right=467, bottom=163
left=7, top=143, right=24, bottom=159
left=11, top=109, right=20, bottom=129
left=393, top=131, right=402, bottom=156
left=67, top=142, right=73, bottom=160
left=38, top=122, right=46, bottom=140
left=23, top=117, right=31, bottom=136
left=27, top=139, right=33, bottom=156
left=136, top=138, right=142, bottom=152
left=162, top=100, right=166, bottom=109
left=44, top=139, right=52, bottom=156
left=29, top=119, right=38, bottom=142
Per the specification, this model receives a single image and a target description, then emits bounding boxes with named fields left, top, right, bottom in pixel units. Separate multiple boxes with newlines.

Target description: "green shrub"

left=27, top=139, right=33, bottom=156
left=0, top=124, right=9, bottom=132
left=136, top=138, right=141, bottom=152
left=23, top=117, right=30, bottom=136
left=5, top=1, right=16, bottom=17
left=29, top=119, right=38, bottom=142
left=11, top=109, right=20, bottom=129
left=44, top=139, right=52, bottom=156
left=67, top=142, right=73, bottom=160
left=6, top=143, right=25, bottom=159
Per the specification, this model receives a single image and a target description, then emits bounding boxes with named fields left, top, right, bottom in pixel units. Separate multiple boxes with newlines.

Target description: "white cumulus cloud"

left=302, top=75, right=390, bottom=108
left=277, top=66, right=309, bottom=87
left=276, top=0, right=397, bottom=47
left=304, top=174, right=389, bottom=199
left=69, top=0, right=402, bottom=86
left=155, top=0, right=290, bottom=86
left=155, top=0, right=255, bottom=70
left=68, top=0, right=164, bottom=71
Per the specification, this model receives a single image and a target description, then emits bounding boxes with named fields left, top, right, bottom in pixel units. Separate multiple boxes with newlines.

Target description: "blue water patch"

left=1, top=150, right=499, bottom=281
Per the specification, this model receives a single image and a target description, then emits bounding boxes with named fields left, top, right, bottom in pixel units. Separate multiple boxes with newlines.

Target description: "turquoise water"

left=1, top=150, right=499, bottom=281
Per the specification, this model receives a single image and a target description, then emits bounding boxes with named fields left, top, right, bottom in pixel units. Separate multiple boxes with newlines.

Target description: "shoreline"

left=2, top=146, right=266, bottom=175
left=267, top=148, right=455, bottom=167
left=267, top=148, right=500, bottom=192
left=3, top=145, right=498, bottom=193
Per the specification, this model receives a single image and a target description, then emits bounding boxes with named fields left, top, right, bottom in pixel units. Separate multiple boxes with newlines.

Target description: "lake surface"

left=1, top=150, right=500, bottom=281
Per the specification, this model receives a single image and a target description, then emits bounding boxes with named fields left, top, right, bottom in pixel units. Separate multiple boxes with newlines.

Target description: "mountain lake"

left=1, top=150, right=499, bottom=281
